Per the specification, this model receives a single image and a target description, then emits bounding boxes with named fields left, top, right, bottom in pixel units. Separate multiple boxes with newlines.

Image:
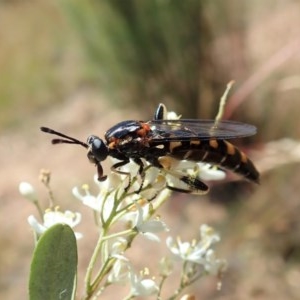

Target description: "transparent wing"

left=148, top=119, right=257, bottom=141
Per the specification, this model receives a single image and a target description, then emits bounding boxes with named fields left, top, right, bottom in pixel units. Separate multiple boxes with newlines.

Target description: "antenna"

left=40, top=127, right=88, bottom=149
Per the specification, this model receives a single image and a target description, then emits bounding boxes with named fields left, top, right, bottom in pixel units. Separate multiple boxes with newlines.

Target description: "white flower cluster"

left=167, top=224, right=227, bottom=277
left=19, top=181, right=83, bottom=239
left=72, top=165, right=170, bottom=241
left=20, top=165, right=226, bottom=298
left=107, top=252, right=160, bottom=297
left=105, top=224, right=226, bottom=297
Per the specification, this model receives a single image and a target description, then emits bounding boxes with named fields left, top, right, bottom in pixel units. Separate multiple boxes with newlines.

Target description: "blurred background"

left=1, top=0, right=300, bottom=299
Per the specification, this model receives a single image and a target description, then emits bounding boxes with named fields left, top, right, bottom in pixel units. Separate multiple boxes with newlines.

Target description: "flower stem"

left=84, top=229, right=106, bottom=298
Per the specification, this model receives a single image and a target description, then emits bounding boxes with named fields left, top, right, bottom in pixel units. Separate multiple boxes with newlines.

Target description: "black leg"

left=163, top=168, right=209, bottom=195
left=111, top=159, right=132, bottom=191
left=111, top=159, right=130, bottom=175
left=166, top=175, right=209, bottom=194
left=133, top=158, right=146, bottom=193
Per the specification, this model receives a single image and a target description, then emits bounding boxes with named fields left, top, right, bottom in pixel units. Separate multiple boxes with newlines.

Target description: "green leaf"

left=29, top=224, right=78, bottom=300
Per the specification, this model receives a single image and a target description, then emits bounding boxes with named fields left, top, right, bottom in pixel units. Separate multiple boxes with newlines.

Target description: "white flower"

left=108, top=254, right=159, bottom=296
left=166, top=236, right=205, bottom=263
left=199, top=224, right=220, bottom=245
left=19, top=182, right=37, bottom=202
left=72, top=185, right=103, bottom=212
left=153, top=188, right=172, bottom=206
left=129, top=272, right=159, bottom=297
left=165, top=104, right=182, bottom=120
left=203, top=249, right=227, bottom=276
left=107, top=254, right=130, bottom=284
left=167, top=111, right=181, bottom=120
left=133, top=203, right=169, bottom=241
left=110, top=237, right=128, bottom=255
left=93, top=170, right=125, bottom=191
left=155, top=103, right=182, bottom=120
left=28, top=209, right=82, bottom=239
left=125, top=202, right=169, bottom=242
left=107, top=158, right=142, bottom=192
left=171, top=160, right=226, bottom=182
left=107, top=253, right=160, bottom=296
left=142, top=166, right=161, bottom=186
left=136, top=167, right=167, bottom=200
left=111, top=159, right=167, bottom=198
left=159, top=256, right=173, bottom=277
left=196, top=163, right=226, bottom=181
left=72, top=183, right=116, bottom=222
left=166, top=224, right=221, bottom=264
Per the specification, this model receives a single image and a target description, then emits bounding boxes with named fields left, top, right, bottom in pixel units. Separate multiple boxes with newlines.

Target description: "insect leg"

left=111, top=159, right=130, bottom=175
left=111, top=158, right=147, bottom=193
left=156, top=156, right=209, bottom=194
left=96, top=163, right=107, bottom=182
left=132, top=158, right=146, bottom=193
left=165, top=169, right=209, bottom=194
left=110, top=159, right=133, bottom=191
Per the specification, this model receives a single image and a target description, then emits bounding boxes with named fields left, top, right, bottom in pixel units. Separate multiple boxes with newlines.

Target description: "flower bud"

left=19, top=182, right=37, bottom=202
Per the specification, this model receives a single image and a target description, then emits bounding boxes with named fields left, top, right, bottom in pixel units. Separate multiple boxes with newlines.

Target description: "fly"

left=40, top=103, right=259, bottom=194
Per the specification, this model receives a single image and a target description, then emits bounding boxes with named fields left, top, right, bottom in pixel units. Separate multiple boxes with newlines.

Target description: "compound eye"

left=87, top=135, right=108, bottom=162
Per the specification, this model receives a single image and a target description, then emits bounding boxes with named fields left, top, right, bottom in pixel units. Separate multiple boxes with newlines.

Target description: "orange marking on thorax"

left=137, top=123, right=151, bottom=137
left=108, top=137, right=118, bottom=149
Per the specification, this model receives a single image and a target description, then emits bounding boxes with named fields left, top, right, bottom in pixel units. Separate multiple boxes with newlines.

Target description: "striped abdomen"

left=168, top=139, right=259, bottom=183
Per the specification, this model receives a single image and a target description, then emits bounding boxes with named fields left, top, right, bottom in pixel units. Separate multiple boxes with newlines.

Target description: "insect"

left=40, top=103, right=259, bottom=194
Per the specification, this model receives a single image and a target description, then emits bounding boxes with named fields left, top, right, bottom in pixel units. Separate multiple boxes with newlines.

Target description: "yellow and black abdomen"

left=168, top=139, right=259, bottom=183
